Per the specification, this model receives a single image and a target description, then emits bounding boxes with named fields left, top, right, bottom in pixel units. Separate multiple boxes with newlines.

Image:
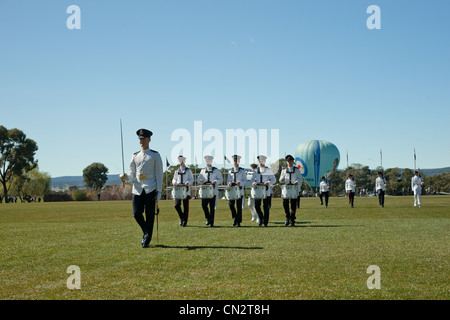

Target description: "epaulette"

left=150, top=149, right=159, bottom=153
left=133, top=150, right=140, bottom=155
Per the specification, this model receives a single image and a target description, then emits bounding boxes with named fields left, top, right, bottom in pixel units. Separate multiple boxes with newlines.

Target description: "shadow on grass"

left=178, top=221, right=365, bottom=229
left=271, top=221, right=365, bottom=228
left=153, top=244, right=264, bottom=250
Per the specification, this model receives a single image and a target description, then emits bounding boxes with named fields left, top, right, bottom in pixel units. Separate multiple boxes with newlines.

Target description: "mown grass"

left=0, top=196, right=448, bottom=300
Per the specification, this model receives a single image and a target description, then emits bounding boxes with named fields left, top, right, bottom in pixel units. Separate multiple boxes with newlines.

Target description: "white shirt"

left=411, top=175, right=423, bottom=192
left=126, top=148, right=163, bottom=198
left=227, top=166, right=247, bottom=196
left=345, top=178, right=356, bottom=192
left=197, top=166, right=223, bottom=195
left=172, top=166, right=194, bottom=193
left=250, top=166, right=276, bottom=196
left=320, top=180, right=329, bottom=193
left=375, top=177, right=386, bottom=191
left=280, top=166, right=303, bottom=192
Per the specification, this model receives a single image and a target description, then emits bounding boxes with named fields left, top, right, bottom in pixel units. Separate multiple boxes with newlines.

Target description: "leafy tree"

left=0, top=126, right=38, bottom=203
left=22, top=169, right=51, bottom=199
left=9, top=168, right=51, bottom=201
left=82, top=163, right=108, bottom=200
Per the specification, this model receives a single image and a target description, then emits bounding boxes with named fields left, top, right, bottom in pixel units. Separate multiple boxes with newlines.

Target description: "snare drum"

left=225, top=186, right=241, bottom=200
left=251, top=185, right=266, bottom=199
left=173, top=185, right=187, bottom=199
left=281, top=184, right=298, bottom=199
left=199, top=184, right=214, bottom=199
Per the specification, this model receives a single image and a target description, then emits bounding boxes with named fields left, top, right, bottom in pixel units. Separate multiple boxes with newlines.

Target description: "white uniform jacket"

left=227, top=167, right=247, bottom=196
left=126, top=148, right=163, bottom=199
left=375, top=177, right=386, bottom=191
left=250, top=166, right=276, bottom=196
left=319, top=181, right=329, bottom=193
left=411, top=175, right=423, bottom=193
left=197, top=166, right=223, bottom=196
left=172, top=167, right=194, bottom=194
left=345, top=179, right=356, bottom=193
left=279, top=166, right=303, bottom=193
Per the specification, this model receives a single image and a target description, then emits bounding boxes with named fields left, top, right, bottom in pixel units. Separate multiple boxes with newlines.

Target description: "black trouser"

left=377, top=189, right=385, bottom=206
left=202, top=196, right=216, bottom=225
left=174, top=198, right=190, bottom=222
left=255, top=196, right=271, bottom=226
left=283, top=198, right=297, bottom=221
left=228, top=196, right=243, bottom=224
left=319, top=191, right=329, bottom=206
left=348, top=191, right=355, bottom=206
left=132, top=189, right=156, bottom=239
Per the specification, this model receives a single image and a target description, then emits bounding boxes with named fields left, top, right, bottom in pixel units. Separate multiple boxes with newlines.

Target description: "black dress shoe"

left=206, top=220, right=210, bottom=226
left=182, top=220, right=187, bottom=227
left=285, top=218, right=289, bottom=226
left=142, top=233, right=150, bottom=248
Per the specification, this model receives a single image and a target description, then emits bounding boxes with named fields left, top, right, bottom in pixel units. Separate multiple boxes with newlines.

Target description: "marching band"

left=120, top=128, right=427, bottom=248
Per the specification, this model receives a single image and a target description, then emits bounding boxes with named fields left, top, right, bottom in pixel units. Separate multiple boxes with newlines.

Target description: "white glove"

left=119, top=173, right=128, bottom=183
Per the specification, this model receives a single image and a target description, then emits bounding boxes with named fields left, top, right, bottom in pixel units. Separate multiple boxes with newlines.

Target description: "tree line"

left=1, top=125, right=448, bottom=202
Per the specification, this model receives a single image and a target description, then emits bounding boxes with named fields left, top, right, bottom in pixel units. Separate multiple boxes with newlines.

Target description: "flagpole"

left=165, top=157, right=169, bottom=199
left=346, top=150, right=349, bottom=169
left=380, top=149, right=383, bottom=169
left=414, top=148, right=416, bottom=171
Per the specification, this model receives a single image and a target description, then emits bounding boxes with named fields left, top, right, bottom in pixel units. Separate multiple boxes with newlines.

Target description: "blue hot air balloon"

left=294, top=140, right=340, bottom=190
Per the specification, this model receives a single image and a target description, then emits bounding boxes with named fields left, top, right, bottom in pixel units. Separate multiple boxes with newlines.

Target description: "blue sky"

left=1, top=0, right=449, bottom=177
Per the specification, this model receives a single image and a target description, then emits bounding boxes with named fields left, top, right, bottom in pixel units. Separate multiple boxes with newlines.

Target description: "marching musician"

left=120, top=129, right=163, bottom=248
left=172, top=155, right=194, bottom=226
left=279, top=154, right=303, bottom=226
left=250, top=155, right=276, bottom=227
left=411, top=170, right=423, bottom=207
left=227, top=155, right=247, bottom=227
left=248, top=164, right=260, bottom=224
left=375, top=171, right=386, bottom=208
left=319, top=176, right=329, bottom=208
left=197, top=155, right=223, bottom=227
left=345, top=173, right=356, bottom=208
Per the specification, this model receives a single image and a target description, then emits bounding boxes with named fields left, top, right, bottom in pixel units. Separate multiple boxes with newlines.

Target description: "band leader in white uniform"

left=411, top=170, right=423, bottom=207
left=197, top=155, right=223, bottom=227
left=227, top=155, right=247, bottom=227
left=375, top=171, right=386, bottom=208
left=120, top=129, right=163, bottom=248
left=250, top=155, right=276, bottom=227
left=172, top=155, right=194, bottom=226
left=279, top=154, right=302, bottom=226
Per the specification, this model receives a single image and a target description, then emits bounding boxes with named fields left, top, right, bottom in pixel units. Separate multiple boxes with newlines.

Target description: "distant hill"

left=419, top=167, right=450, bottom=176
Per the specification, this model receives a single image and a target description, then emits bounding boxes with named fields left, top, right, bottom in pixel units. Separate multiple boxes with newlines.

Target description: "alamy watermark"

left=170, top=120, right=280, bottom=170
left=366, top=265, right=381, bottom=289
left=66, top=265, right=81, bottom=289
left=65, top=5, right=381, bottom=31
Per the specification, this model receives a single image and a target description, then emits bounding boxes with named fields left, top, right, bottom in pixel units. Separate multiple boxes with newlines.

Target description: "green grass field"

left=0, top=196, right=448, bottom=300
